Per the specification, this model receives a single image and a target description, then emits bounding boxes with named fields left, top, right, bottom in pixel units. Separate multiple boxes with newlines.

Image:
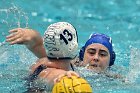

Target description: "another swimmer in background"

left=6, top=22, right=80, bottom=92
left=75, top=33, right=115, bottom=70
left=71, top=33, right=122, bottom=78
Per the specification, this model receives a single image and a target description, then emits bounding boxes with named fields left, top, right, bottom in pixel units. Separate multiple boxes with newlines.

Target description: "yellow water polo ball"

left=52, top=76, right=93, bottom=93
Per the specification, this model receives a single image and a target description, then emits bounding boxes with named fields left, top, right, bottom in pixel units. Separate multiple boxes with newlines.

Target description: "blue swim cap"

left=79, top=33, right=115, bottom=66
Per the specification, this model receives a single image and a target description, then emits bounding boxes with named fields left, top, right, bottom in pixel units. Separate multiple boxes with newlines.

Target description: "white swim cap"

left=43, top=22, right=78, bottom=59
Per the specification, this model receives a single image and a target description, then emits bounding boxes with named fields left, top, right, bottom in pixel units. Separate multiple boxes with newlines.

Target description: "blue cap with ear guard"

left=79, top=33, right=115, bottom=66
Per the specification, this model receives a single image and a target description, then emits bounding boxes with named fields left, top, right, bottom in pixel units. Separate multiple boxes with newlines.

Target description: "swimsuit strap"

left=28, top=64, right=47, bottom=81
left=70, top=63, right=74, bottom=71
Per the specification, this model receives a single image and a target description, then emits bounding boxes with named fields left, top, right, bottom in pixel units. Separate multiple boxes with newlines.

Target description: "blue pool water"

left=0, top=0, right=140, bottom=93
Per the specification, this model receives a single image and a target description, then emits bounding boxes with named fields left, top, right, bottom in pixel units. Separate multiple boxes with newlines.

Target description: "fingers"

left=66, top=71, right=80, bottom=78
left=6, top=34, right=22, bottom=45
left=54, top=71, right=80, bottom=84
left=9, top=28, right=23, bottom=33
left=54, top=74, right=65, bottom=84
left=54, top=78, right=59, bottom=84
left=6, top=28, right=24, bottom=45
left=6, top=33, right=20, bottom=41
left=9, top=38, right=23, bottom=45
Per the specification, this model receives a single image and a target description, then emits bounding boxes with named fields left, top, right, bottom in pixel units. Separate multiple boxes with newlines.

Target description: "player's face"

left=83, top=43, right=110, bottom=71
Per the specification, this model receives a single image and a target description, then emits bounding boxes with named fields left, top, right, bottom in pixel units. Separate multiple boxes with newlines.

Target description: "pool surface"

left=0, top=0, right=140, bottom=93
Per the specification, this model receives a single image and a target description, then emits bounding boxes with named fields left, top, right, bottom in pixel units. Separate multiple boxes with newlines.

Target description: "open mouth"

left=90, top=64, right=98, bottom=67
left=87, top=64, right=102, bottom=73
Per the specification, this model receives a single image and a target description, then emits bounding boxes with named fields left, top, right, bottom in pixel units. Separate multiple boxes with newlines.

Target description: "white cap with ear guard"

left=43, top=22, right=78, bottom=59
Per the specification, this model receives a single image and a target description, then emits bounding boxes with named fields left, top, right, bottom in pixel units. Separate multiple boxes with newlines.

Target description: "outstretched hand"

left=6, top=28, right=46, bottom=58
left=6, top=28, right=38, bottom=45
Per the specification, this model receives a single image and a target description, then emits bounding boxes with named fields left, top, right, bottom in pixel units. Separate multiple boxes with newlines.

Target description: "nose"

left=92, top=53, right=99, bottom=62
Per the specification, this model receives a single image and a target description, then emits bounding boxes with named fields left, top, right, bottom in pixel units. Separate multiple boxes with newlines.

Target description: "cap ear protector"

left=109, top=51, right=116, bottom=66
left=79, top=46, right=85, bottom=61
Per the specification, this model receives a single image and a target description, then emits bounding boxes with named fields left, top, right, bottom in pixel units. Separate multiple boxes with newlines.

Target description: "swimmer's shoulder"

left=30, top=57, right=49, bottom=73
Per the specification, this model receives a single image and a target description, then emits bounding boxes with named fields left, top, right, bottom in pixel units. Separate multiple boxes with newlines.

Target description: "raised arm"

left=6, top=28, right=47, bottom=58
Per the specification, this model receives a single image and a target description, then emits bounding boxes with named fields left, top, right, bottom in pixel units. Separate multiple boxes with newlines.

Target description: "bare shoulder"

left=30, top=57, right=49, bottom=73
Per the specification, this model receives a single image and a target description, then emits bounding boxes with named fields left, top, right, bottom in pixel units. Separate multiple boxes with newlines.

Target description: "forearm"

left=25, top=29, right=47, bottom=58
left=28, top=43, right=47, bottom=58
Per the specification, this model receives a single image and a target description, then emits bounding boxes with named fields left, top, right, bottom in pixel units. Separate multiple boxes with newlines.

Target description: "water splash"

left=0, top=41, right=11, bottom=57
left=0, top=3, right=29, bottom=27
left=0, top=3, right=30, bottom=65
left=0, top=4, right=31, bottom=92
left=126, top=48, right=140, bottom=83
left=0, top=3, right=29, bottom=42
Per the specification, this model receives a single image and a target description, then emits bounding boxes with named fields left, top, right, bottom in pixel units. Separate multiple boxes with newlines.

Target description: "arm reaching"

left=6, top=28, right=47, bottom=58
